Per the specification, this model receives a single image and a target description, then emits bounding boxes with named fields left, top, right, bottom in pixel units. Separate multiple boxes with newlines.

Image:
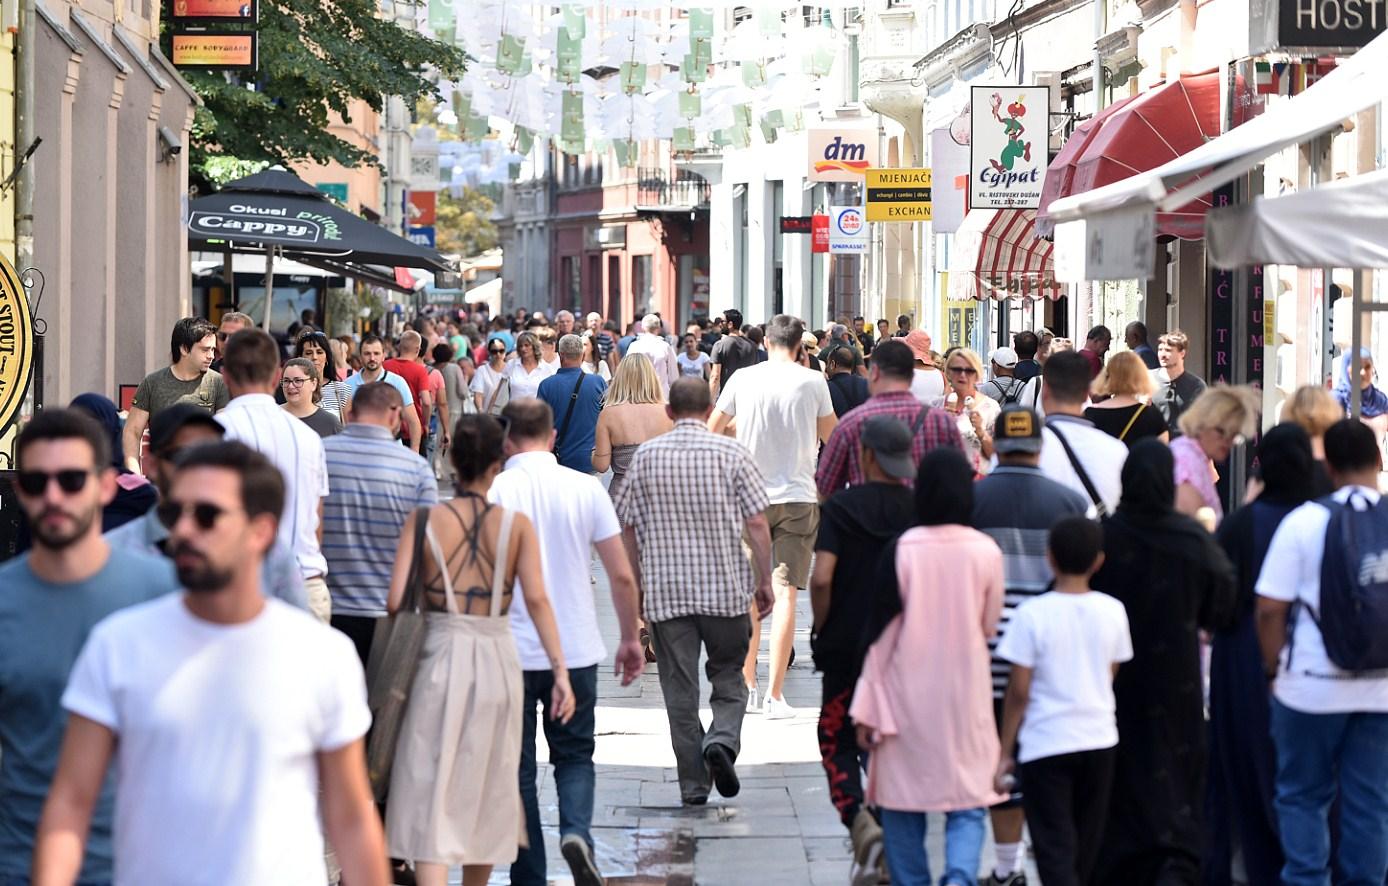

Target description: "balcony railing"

left=635, top=168, right=710, bottom=210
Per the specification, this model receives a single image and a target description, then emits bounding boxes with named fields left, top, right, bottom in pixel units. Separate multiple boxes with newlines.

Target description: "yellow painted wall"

left=0, top=29, right=15, bottom=264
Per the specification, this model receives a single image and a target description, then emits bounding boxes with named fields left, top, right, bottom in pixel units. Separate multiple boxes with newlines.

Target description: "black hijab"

left=1255, top=423, right=1321, bottom=507
left=1113, top=438, right=1220, bottom=563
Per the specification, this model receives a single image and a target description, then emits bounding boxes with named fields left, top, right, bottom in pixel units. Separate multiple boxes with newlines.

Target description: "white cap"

left=990, top=346, right=1019, bottom=369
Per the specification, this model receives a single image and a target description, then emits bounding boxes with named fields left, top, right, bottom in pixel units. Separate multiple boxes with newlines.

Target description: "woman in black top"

left=280, top=357, right=342, bottom=438
left=1085, top=351, right=1169, bottom=447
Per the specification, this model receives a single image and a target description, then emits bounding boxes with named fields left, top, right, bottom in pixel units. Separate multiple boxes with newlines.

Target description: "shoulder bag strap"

left=485, top=373, right=510, bottom=415
left=490, top=509, right=517, bottom=617
left=1046, top=419, right=1108, bottom=517
left=553, top=370, right=588, bottom=452
left=403, top=507, right=431, bottom=613
left=911, top=405, right=930, bottom=436
left=1117, top=402, right=1148, bottom=442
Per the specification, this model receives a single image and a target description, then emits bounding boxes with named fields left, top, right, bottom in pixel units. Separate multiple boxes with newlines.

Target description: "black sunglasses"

left=16, top=469, right=91, bottom=496
left=157, top=499, right=229, bottom=531
left=489, top=347, right=507, bottom=355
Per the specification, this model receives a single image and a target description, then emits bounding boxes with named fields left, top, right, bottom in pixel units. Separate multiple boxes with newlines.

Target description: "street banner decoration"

left=865, top=168, right=933, bottom=222
left=0, top=254, right=34, bottom=437
left=970, top=86, right=1048, bottom=209
left=828, top=205, right=867, bottom=253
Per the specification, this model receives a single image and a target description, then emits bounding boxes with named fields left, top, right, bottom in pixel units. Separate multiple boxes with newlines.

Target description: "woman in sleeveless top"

left=384, top=414, right=574, bottom=886
left=592, top=354, right=673, bottom=502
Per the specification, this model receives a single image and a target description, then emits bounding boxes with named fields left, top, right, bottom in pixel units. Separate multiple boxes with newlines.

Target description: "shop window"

left=633, top=255, right=653, bottom=317
left=588, top=254, right=602, bottom=312
left=563, top=256, right=580, bottom=310
left=608, top=254, right=621, bottom=318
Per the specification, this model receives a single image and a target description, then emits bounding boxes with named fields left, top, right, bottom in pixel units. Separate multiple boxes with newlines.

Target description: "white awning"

left=1208, top=168, right=1388, bottom=269
left=1046, top=31, right=1388, bottom=225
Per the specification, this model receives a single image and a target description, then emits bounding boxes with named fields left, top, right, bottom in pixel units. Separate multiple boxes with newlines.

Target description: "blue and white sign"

left=407, top=225, right=436, bottom=248
left=828, top=205, right=867, bottom=254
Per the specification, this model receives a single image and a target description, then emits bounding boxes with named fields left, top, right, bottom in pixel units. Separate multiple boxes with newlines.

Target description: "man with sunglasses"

left=121, top=317, right=229, bottom=475
left=211, top=311, right=253, bottom=372
left=0, top=409, right=180, bottom=885
left=105, top=403, right=310, bottom=612
left=33, top=442, right=387, bottom=886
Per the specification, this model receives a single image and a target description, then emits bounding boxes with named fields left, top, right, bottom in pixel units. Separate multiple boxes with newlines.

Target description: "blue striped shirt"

left=322, top=424, right=438, bottom=616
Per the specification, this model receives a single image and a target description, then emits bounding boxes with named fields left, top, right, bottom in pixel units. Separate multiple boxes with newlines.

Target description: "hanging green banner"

left=674, top=127, right=696, bottom=151
left=803, top=44, right=835, bottom=77
left=562, top=4, right=586, bottom=38
left=427, top=0, right=453, bottom=33
left=678, top=90, right=701, bottom=118
left=514, top=127, right=533, bottom=155
left=497, top=33, right=526, bottom=75
left=761, top=118, right=779, bottom=143
left=465, top=114, right=489, bottom=139
left=614, top=139, right=637, bottom=167
left=689, top=8, right=713, bottom=39
left=740, top=61, right=766, bottom=87
left=681, top=53, right=707, bottom=83
left=561, top=90, right=585, bottom=143
left=619, top=62, right=646, bottom=94
left=734, top=103, right=752, bottom=129
left=693, top=39, right=712, bottom=68
left=453, top=91, right=471, bottom=120
left=729, top=124, right=751, bottom=149
left=555, top=29, right=582, bottom=83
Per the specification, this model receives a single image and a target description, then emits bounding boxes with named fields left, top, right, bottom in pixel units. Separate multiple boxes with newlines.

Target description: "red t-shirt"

left=1079, top=347, right=1103, bottom=380
left=384, top=358, right=431, bottom=437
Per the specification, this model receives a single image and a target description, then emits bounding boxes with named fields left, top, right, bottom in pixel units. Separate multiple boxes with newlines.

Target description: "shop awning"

left=1208, top=168, right=1388, bottom=268
left=1034, top=97, right=1134, bottom=239
left=949, top=208, right=1062, bottom=301
left=1038, top=71, right=1221, bottom=240
left=1045, top=30, right=1388, bottom=227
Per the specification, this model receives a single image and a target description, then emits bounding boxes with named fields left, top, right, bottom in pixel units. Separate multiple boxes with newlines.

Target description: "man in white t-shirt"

left=1256, top=419, right=1388, bottom=886
left=490, top=398, right=644, bottom=886
left=32, top=442, right=385, bottom=886
left=1036, top=351, right=1128, bottom=517
left=996, top=516, right=1132, bottom=886
left=625, top=313, right=681, bottom=394
left=710, top=314, right=837, bottom=719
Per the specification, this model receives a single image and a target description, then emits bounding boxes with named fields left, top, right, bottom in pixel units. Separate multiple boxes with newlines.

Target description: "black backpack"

left=1310, top=492, right=1388, bottom=672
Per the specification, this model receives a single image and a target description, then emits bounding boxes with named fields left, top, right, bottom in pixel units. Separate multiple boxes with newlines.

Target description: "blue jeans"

left=879, top=807, right=986, bottom=886
left=1270, top=698, right=1388, bottom=886
left=511, top=665, right=598, bottom=886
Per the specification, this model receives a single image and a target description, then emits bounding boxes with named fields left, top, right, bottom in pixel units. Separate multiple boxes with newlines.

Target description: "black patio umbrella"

left=187, top=168, right=453, bottom=326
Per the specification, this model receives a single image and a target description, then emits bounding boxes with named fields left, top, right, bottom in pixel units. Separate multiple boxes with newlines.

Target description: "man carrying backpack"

left=980, top=348, right=1027, bottom=407
left=1256, top=418, right=1388, bottom=886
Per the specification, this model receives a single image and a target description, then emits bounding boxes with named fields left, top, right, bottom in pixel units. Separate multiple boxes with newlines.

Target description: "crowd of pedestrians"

left=3, top=301, right=1388, bottom=886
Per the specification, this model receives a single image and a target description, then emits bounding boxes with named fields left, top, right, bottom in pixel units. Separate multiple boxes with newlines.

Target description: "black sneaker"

left=703, top=743, right=741, bottom=798
left=560, top=833, right=605, bottom=886
left=983, top=872, right=1028, bottom=886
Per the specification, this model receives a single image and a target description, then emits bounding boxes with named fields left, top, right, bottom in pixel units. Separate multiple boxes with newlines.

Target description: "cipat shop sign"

left=807, top=128, right=879, bottom=182
left=828, top=205, right=867, bottom=253
left=969, top=85, right=1048, bottom=210
left=0, top=253, right=34, bottom=435
left=188, top=204, right=343, bottom=246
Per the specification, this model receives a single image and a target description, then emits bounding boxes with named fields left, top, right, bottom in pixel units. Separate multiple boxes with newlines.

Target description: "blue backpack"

left=1312, top=492, right=1388, bottom=672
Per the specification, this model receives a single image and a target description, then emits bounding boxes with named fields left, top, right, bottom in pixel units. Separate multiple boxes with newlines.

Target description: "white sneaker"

left=745, top=686, right=760, bottom=713
left=763, top=695, right=796, bottom=720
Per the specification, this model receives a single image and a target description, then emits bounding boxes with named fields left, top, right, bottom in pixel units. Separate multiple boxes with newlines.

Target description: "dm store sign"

left=970, top=86, right=1048, bottom=210
left=808, top=128, right=879, bottom=183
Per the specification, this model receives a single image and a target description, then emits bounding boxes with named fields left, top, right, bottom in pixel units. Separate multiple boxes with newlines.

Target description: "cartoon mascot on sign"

left=989, top=92, right=1033, bottom=173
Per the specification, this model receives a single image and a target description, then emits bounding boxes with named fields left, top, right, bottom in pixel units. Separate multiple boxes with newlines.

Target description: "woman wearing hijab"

left=852, top=449, right=1005, bottom=886
left=1332, top=347, right=1388, bottom=444
left=69, top=393, right=157, bottom=530
left=1090, top=440, right=1237, bottom=885
left=1203, top=425, right=1319, bottom=886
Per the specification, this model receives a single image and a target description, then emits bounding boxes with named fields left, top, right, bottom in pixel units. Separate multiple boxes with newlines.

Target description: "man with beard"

left=33, top=442, right=387, bottom=886
left=0, top=409, right=179, bottom=884
left=346, top=334, right=424, bottom=452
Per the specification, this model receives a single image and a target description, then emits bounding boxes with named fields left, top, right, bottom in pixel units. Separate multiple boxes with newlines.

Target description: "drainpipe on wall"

left=16, top=0, right=34, bottom=272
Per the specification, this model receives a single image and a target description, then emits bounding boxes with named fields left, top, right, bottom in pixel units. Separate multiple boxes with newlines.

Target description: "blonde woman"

left=1282, top=383, right=1343, bottom=461
left=593, top=354, right=672, bottom=503
left=1173, top=385, right=1261, bottom=526
left=1085, top=351, right=1169, bottom=446
left=942, top=347, right=999, bottom=475
left=504, top=332, right=550, bottom=400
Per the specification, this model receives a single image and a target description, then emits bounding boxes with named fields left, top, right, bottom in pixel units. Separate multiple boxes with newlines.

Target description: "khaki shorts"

left=765, top=502, right=819, bottom=590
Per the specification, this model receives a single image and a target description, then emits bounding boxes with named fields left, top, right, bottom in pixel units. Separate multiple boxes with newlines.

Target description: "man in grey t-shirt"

left=709, top=309, right=758, bottom=398
left=122, top=317, right=230, bottom=473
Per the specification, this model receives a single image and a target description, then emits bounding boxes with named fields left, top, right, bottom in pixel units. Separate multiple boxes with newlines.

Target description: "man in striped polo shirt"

left=322, top=382, right=438, bottom=666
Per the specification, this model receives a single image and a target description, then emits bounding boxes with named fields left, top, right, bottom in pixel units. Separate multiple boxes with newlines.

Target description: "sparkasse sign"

left=865, top=169, right=932, bottom=222
left=808, top=128, right=879, bottom=182
left=970, top=86, right=1048, bottom=209
left=829, top=205, right=867, bottom=253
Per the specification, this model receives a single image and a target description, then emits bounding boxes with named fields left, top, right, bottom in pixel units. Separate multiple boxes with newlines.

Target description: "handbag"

left=364, top=506, right=432, bottom=804
left=486, top=374, right=511, bottom=415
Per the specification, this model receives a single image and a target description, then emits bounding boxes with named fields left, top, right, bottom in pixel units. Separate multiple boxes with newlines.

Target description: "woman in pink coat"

left=852, top=448, right=1006, bottom=886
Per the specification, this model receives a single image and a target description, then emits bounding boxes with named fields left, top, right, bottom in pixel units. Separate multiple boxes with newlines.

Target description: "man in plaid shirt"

left=815, top=340, right=965, bottom=497
left=615, top=378, right=775, bottom=807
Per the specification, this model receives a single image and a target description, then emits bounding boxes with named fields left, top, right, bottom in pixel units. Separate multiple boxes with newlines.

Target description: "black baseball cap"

left=148, top=404, right=224, bottom=454
left=860, top=415, right=916, bottom=481
left=993, top=404, right=1043, bottom=455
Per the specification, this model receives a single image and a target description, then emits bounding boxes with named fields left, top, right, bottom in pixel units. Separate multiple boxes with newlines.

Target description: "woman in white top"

left=580, top=332, right=613, bottom=383
left=904, top=330, right=946, bottom=407
left=471, top=340, right=509, bottom=413
left=296, top=331, right=351, bottom=422
left=536, top=326, right=561, bottom=375
left=678, top=333, right=712, bottom=380
left=942, top=347, right=999, bottom=475
left=504, top=332, right=551, bottom=401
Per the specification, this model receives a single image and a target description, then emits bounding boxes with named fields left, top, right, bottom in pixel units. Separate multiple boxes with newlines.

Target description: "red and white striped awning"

left=948, top=208, right=1062, bottom=301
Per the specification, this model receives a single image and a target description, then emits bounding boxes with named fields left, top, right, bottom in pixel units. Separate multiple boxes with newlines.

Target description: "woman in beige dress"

left=385, top=414, right=574, bottom=886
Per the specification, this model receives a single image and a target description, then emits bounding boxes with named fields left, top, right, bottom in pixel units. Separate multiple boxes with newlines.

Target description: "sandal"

left=640, top=627, right=657, bottom=664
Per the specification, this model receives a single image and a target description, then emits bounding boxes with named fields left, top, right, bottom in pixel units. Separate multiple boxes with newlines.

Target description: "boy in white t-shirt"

left=995, top=517, right=1133, bottom=886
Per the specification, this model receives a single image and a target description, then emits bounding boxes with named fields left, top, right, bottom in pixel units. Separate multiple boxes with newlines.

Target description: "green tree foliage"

left=435, top=188, right=498, bottom=258
left=177, top=0, right=466, bottom=185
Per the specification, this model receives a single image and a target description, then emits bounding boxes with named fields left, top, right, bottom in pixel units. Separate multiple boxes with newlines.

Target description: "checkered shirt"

left=613, top=420, right=771, bottom=622
left=814, top=391, right=966, bottom=497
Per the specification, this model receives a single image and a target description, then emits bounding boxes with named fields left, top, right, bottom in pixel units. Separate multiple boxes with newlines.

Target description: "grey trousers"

left=650, top=613, right=752, bottom=802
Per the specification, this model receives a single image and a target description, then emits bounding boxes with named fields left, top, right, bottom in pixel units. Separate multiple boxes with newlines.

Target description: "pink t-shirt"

left=1170, top=435, right=1222, bottom=522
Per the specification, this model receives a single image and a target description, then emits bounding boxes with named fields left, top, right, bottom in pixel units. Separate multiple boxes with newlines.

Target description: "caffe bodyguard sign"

left=970, top=86, right=1048, bottom=210
left=187, top=204, right=344, bottom=247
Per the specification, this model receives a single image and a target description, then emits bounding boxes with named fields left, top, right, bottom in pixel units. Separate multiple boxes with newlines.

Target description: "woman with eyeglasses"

left=385, top=414, right=573, bottom=886
left=280, top=358, right=342, bottom=438
left=1171, top=385, right=1261, bottom=528
left=295, top=332, right=351, bottom=423
left=942, top=347, right=999, bottom=476
left=471, top=339, right=510, bottom=413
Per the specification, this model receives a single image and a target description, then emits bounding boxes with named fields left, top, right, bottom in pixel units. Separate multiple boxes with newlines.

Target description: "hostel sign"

left=970, top=86, right=1048, bottom=209
left=1278, top=0, right=1386, bottom=46
left=865, top=169, right=932, bottom=222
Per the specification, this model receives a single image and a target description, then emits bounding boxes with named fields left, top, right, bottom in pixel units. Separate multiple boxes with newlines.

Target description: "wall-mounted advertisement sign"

left=780, top=216, right=814, bottom=233
left=828, top=205, right=867, bottom=253
left=0, top=254, right=34, bottom=437
left=171, top=0, right=257, bottom=22
left=811, top=214, right=829, bottom=253
left=807, top=128, right=879, bottom=182
left=970, top=86, right=1048, bottom=210
left=1278, top=0, right=1386, bottom=47
left=172, top=32, right=258, bottom=71
left=865, top=169, right=932, bottom=222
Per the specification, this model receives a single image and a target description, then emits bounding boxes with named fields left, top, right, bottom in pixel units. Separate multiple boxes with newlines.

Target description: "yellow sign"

left=172, top=33, right=257, bottom=69
left=0, top=254, right=34, bottom=435
left=866, top=168, right=933, bottom=223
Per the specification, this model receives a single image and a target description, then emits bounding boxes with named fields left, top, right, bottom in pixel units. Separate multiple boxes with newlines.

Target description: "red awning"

left=1037, top=71, right=1222, bottom=240
left=949, top=208, right=1062, bottom=301
left=1034, top=97, right=1135, bottom=239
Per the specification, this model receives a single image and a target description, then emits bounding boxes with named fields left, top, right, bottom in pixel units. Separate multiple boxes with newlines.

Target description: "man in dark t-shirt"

left=1151, top=329, right=1206, bottom=438
left=709, top=309, right=758, bottom=396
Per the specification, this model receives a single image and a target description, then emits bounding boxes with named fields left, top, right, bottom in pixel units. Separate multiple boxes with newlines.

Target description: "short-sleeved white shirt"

left=470, top=362, right=506, bottom=407
left=62, top=595, right=369, bottom=885
left=1037, top=416, right=1128, bottom=517
left=217, top=394, right=330, bottom=579
left=489, top=451, right=622, bottom=669
left=996, top=590, right=1133, bottom=763
left=714, top=359, right=835, bottom=505
left=504, top=360, right=555, bottom=401
left=1256, top=486, right=1388, bottom=714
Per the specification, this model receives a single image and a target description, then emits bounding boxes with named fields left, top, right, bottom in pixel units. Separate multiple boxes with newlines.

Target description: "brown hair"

left=1157, top=329, right=1190, bottom=353
left=221, top=328, right=281, bottom=386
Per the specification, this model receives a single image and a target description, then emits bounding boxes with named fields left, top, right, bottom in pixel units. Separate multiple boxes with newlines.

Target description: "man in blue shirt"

left=0, top=408, right=179, bottom=884
left=538, top=334, right=608, bottom=474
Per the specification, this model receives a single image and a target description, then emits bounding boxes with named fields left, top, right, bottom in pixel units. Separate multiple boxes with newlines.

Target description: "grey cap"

left=860, top=415, right=916, bottom=481
left=993, top=404, right=1044, bottom=455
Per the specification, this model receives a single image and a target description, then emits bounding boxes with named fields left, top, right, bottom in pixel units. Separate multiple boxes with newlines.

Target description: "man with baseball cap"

left=972, top=405, right=1090, bottom=886
left=105, top=404, right=309, bottom=611
left=810, top=415, right=918, bottom=883
left=981, top=347, right=1029, bottom=407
